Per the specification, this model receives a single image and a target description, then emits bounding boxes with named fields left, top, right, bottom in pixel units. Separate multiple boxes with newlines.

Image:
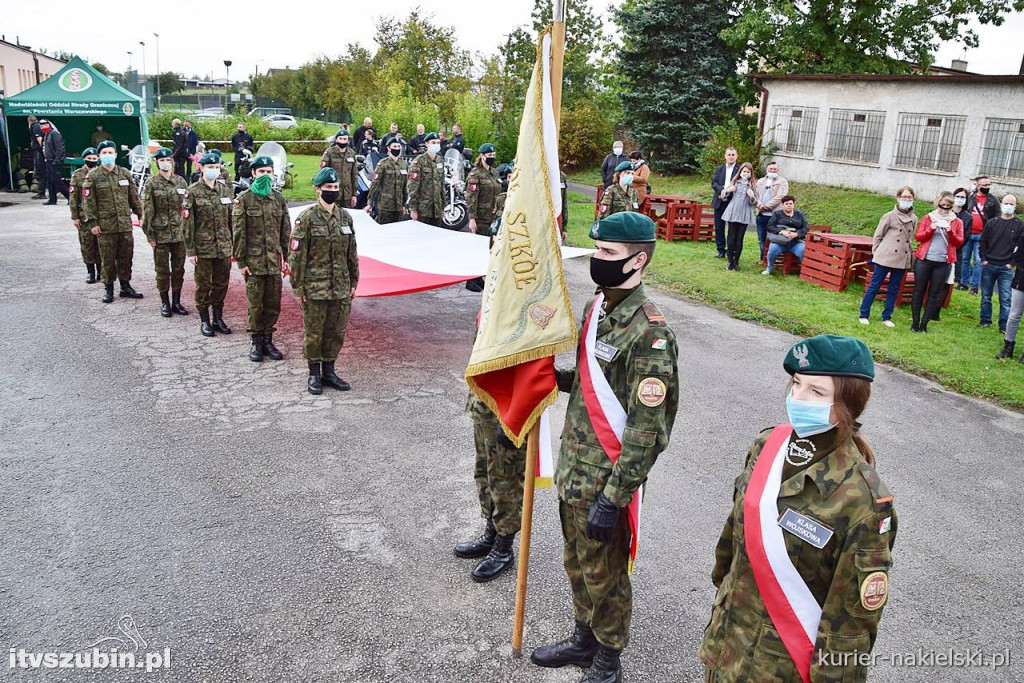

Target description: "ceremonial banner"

left=465, top=31, right=576, bottom=449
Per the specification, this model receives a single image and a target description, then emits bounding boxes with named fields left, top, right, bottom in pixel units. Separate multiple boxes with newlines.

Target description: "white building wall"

left=761, top=78, right=1024, bottom=201
left=0, top=43, right=65, bottom=96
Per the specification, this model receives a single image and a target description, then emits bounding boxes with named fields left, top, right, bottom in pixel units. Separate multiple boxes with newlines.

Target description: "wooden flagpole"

left=511, top=0, right=568, bottom=659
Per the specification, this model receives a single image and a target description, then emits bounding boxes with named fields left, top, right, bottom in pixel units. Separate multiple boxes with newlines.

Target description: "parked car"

left=264, top=114, right=298, bottom=129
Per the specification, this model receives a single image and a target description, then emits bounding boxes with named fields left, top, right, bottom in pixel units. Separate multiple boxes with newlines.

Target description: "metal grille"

left=892, top=114, right=966, bottom=172
left=768, top=106, right=819, bottom=156
left=825, top=109, right=886, bottom=163
left=978, top=118, right=1024, bottom=181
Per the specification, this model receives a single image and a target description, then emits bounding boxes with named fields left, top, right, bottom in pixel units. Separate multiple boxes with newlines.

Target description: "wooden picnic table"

left=799, top=232, right=875, bottom=292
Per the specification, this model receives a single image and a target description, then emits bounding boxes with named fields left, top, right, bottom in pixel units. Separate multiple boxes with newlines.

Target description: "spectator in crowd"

left=382, top=122, right=401, bottom=149
left=91, top=120, right=113, bottom=147
left=995, top=215, right=1024, bottom=361
left=910, top=192, right=964, bottom=333
left=439, top=129, right=450, bottom=154
left=720, top=161, right=756, bottom=271
left=600, top=140, right=627, bottom=189
left=172, top=118, right=189, bottom=178
left=29, top=116, right=47, bottom=199
left=979, top=195, right=1021, bottom=333
left=231, top=123, right=254, bottom=181
left=450, top=124, right=465, bottom=153
left=710, top=147, right=738, bottom=258
left=753, top=160, right=789, bottom=260
left=859, top=186, right=917, bottom=327
left=359, top=129, right=379, bottom=158
left=964, top=175, right=1000, bottom=294
left=761, top=195, right=808, bottom=275
left=409, top=124, right=427, bottom=155
left=952, top=187, right=972, bottom=289
left=39, top=119, right=69, bottom=205
left=629, top=150, right=650, bottom=205
left=184, top=119, right=199, bottom=178
left=353, top=117, right=373, bottom=148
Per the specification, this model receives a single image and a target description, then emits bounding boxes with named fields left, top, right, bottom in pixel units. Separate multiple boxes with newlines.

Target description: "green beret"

left=589, top=211, right=656, bottom=243
left=249, top=155, right=274, bottom=171
left=208, top=148, right=222, bottom=158
left=313, top=167, right=339, bottom=186
left=199, top=152, right=220, bottom=165
left=153, top=147, right=173, bottom=159
left=615, top=160, right=634, bottom=173
left=335, top=129, right=349, bottom=139
left=784, top=335, right=875, bottom=382
left=81, top=147, right=98, bottom=158
left=96, top=140, right=116, bottom=152
left=478, top=143, right=496, bottom=154
left=424, top=132, right=439, bottom=142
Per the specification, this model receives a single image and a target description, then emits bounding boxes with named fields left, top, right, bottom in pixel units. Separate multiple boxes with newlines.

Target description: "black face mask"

left=84, top=160, right=98, bottom=168
left=389, top=148, right=401, bottom=157
left=336, top=140, right=347, bottom=147
left=590, top=253, right=641, bottom=288
left=319, top=190, right=340, bottom=204
left=484, top=157, right=496, bottom=166
left=978, top=187, right=989, bottom=194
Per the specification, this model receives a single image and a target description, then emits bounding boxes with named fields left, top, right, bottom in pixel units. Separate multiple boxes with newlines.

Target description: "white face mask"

left=613, top=148, right=623, bottom=156
left=767, top=171, right=778, bottom=179
left=204, top=167, right=220, bottom=181
left=954, top=197, right=966, bottom=207
left=740, top=172, right=751, bottom=180
left=158, top=161, right=173, bottom=171
left=427, top=144, right=440, bottom=155
left=1002, top=204, right=1016, bottom=215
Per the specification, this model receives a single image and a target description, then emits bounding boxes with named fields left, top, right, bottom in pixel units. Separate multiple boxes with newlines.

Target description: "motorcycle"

left=253, top=141, right=294, bottom=192
left=233, top=148, right=254, bottom=196
left=123, top=144, right=151, bottom=195
left=441, top=147, right=470, bottom=231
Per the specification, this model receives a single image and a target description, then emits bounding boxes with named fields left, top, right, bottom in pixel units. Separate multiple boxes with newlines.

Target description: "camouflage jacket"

left=288, top=203, right=359, bottom=300
left=467, top=166, right=501, bottom=224
left=182, top=179, right=233, bottom=259
left=320, top=144, right=359, bottom=201
left=142, top=173, right=188, bottom=244
left=231, top=189, right=290, bottom=275
left=555, top=285, right=679, bottom=509
left=407, top=153, right=446, bottom=218
left=367, top=155, right=408, bottom=214
left=599, top=184, right=639, bottom=217
left=700, top=428, right=897, bottom=683
left=68, top=166, right=90, bottom=222
left=81, top=165, right=143, bottom=233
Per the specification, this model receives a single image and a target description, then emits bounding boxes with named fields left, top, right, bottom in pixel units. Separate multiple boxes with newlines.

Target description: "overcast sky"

left=3, top=1, right=1022, bottom=79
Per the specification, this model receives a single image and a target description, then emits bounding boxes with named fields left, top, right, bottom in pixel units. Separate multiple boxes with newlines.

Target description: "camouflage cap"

left=615, top=160, right=634, bottom=173
left=96, top=140, right=117, bottom=152
left=249, top=155, right=274, bottom=171
left=589, top=211, right=656, bottom=243
left=784, top=335, right=875, bottom=382
left=198, top=152, right=220, bottom=165
left=478, top=143, right=496, bottom=154
left=152, top=147, right=173, bottom=159
left=81, top=147, right=98, bottom=158
left=313, top=167, right=339, bottom=186
left=424, top=132, right=439, bottom=142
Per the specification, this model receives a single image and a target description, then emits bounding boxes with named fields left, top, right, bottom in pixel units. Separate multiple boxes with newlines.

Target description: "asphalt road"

left=1, top=193, right=1021, bottom=682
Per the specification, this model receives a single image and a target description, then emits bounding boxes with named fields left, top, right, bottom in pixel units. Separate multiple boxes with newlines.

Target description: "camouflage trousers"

left=194, top=257, right=231, bottom=308
left=97, top=231, right=134, bottom=285
left=417, top=214, right=442, bottom=228
left=377, top=210, right=403, bottom=225
left=153, top=241, right=185, bottom=293
left=78, top=227, right=100, bottom=265
left=468, top=395, right=527, bottom=535
left=302, top=298, right=351, bottom=362
left=559, top=499, right=632, bottom=651
left=245, top=274, right=282, bottom=335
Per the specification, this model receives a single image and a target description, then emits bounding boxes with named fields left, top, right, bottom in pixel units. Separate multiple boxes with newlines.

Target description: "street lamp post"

left=223, top=60, right=232, bottom=112
left=127, top=51, right=133, bottom=75
left=139, top=41, right=147, bottom=107
left=153, top=32, right=160, bottom=110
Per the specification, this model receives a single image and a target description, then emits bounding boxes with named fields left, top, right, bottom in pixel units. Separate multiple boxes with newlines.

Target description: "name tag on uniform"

left=778, top=509, right=834, bottom=549
left=220, top=197, right=232, bottom=204
left=436, top=164, right=443, bottom=170
left=593, top=341, right=619, bottom=362
left=341, top=225, right=353, bottom=235
left=400, top=169, right=408, bottom=175
left=176, top=188, right=187, bottom=195
left=118, top=179, right=130, bottom=186
left=632, top=202, right=639, bottom=209
left=347, top=157, right=355, bottom=163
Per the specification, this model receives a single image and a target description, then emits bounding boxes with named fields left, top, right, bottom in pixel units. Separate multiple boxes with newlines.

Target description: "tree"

left=155, top=72, right=184, bottom=95
left=724, top=0, right=1024, bottom=74
left=91, top=62, right=110, bottom=76
left=616, top=0, right=739, bottom=172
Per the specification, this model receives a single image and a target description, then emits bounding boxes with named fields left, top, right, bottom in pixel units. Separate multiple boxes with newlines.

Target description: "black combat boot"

left=119, top=280, right=143, bottom=299
left=471, top=532, right=515, bottom=583
left=262, top=333, right=284, bottom=361
left=85, top=264, right=97, bottom=284
left=159, top=292, right=173, bottom=317
left=308, top=363, right=323, bottom=395
left=465, top=277, right=484, bottom=292
left=102, top=283, right=114, bottom=304
left=530, top=622, right=599, bottom=669
left=199, top=308, right=215, bottom=337
left=171, top=290, right=189, bottom=315
left=996, top=340, right=1015, bottom=360
left=454, top=520, right=496, bottom=559
left=580, top=646, right=622, bottom=683
left=211, top=306, right=232, bottom=334
left=321, top=361, right=350, bottom=391
left=249, top=335, right=264, bottom=362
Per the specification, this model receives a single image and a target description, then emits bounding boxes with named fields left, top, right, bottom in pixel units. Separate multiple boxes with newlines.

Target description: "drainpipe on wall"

left=753, top=76, right=769, bottom=157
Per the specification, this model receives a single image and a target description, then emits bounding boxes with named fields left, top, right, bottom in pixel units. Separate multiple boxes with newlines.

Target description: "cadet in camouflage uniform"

left=69, top=147, right=101, bottom=284
left=407, top=132, right=446, bottom=227
left=232, top=156, right=291, bottom=362
left=598, top=161, right=639, bottom=218
left=208, top=149, right=232, bottom=182
left=320, top=130, right=359, bottom=208
left=531, top=212, right=679, bottom=683
left=700, top=335, right=896, bottom=683
left=183, top=152, right=234, bottom=337
left=463, top=143, right=501, bottom=293
left=143, top=147, right=190, bottom=317
left=289, top=168, right=359, bottom=395
left=366, top=137, right=408, bottom=224
left=82, top=140, right=145, bottom=304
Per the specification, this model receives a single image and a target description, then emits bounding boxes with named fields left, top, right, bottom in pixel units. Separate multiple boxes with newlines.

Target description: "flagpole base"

left=512, top=647, right=522, bottom=659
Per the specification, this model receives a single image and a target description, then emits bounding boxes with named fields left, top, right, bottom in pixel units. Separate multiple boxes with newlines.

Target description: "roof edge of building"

left=751, top=72, right=1024, bottom=84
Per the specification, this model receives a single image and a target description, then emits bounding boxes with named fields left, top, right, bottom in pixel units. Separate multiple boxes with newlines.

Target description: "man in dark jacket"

left=40, top=119, right=69, bottom=205
left=449, top=124, right=465, bottom=153
left=353, top=117, right=373, bottom=148
left=710, top=147, right=738, bottom=258
left=600, top=141, right=628, bottom=190
left=979, top=194, right=1022, bottom=332
left=965, top=175, right=1003, bottom=294
left=184, top=119, right=199, bottom=178
left=230, top=123, right=254, bottom=181
left=29, top=116, right=47, bottom=199
left=171, top=118, right=189, bottom=178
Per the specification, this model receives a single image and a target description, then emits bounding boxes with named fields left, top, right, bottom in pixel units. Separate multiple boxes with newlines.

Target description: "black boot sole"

left=529, top=651, right=596, bottom=669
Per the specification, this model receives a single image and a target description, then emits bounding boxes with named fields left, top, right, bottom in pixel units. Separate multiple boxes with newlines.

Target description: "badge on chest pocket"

left=778, top=508, right=834, bottom=549
left=177, top=188, right=187, bottom=195
left=341, top=225, right=353, bottom=235
left=220, top=197, right=232, bottom=205
left=593, top=341, right=619, bottom=362
left=118, top=179, right=130, bottom=186
left=400, top=169, right=408, bottom=175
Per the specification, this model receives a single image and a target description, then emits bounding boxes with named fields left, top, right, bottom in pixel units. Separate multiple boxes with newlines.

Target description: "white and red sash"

left=578, top=293, right=642, bottom=570
left=743, top=424, right=823, bottom=683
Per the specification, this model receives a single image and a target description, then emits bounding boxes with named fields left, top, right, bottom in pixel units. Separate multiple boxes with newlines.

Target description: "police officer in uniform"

left=142, top=147, right=190, bottom=317
left=232, top=156, right=291, bottom=362
left=289, top=168, right=359, bottom=395
left=531, top=212, right=679, bottom=683
left=700, top=335, right=896, bottom=683
left=320, top=130, right=359, bottom=208
left=183, top=152, right=234, bottom=337
left=366, top=137, right=409, bottom=224
left=69, top=147, right=101, bottom=284
left=82, top=140, right=145, bottom=304
left=408, top=133, right=446, bottom=227
left=598, top=162, right=639, bottom=218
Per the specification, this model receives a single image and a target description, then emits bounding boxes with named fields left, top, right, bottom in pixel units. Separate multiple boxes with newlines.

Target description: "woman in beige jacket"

left=629, top=151, right=651, bottom=205
left=859, top=186, right=917, bottom=326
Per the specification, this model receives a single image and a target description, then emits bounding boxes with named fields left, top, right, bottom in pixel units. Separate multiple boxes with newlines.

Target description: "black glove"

left=494, top=423, right=516, bottom=450
left=555, top=367, right=575, bottom=393
left=585, top=493, right=620, bottom=543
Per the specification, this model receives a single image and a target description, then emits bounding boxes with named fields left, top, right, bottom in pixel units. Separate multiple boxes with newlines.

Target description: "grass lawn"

left=282, top=154, right=323, bottom=202
left=562, top=188, right=1024, bottom=411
